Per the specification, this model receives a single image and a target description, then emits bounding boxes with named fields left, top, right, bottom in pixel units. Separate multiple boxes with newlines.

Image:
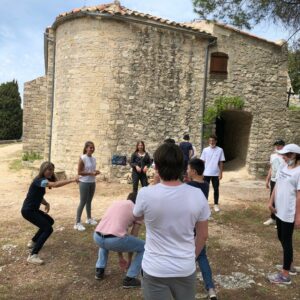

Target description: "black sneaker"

left=95, top=268, right=105, bottom=280
left=123, top=276, right=141, bottom=288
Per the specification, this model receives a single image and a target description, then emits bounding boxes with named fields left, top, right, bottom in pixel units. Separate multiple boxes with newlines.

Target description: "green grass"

left=9, top=159, right=23, bottom=171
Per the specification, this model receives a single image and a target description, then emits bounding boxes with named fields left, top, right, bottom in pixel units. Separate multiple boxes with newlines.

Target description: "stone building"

left=23, top=2, right=299, bottom=179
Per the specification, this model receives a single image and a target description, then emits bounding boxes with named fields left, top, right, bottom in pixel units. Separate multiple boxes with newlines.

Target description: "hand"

left=136, top=166, right=141, bottom=173
left=295, top=218, right=300, bottom=229
left=143, top=166, right=148, bottom=173
left=219, top=174, right=223, bottom=180
left=126, top=259, right=132, bottom=270
left=74, top=175, right=80, bottom=183
left=119, top=257, right=128, bottom=272
left=95, top=170, right=100, bottom=175
left=266, top=181, right=270, bottom=189
left=268, top=202, right=276, bottom=214
left=44, top=202, right=50, bottom=213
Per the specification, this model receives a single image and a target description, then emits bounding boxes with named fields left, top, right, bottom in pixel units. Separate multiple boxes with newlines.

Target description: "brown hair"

left=135, top=141, right=145, bottom=153
left=36, top=161, right=57, bottom=182
left=83, top=141, right=95, bottom=154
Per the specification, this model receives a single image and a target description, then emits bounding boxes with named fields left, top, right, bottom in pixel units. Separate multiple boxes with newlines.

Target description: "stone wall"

left=194, top=22, right=289, bottom=176
left=48, top=16, right=208, bottom=177
left=23, top=76, right=47, bottom=156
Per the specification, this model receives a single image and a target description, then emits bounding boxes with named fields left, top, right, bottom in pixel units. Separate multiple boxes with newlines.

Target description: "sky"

left=0, top=0, right=291, bottom=100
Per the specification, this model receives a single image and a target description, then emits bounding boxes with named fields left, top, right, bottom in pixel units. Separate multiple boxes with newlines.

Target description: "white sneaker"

left=214, top=205, right=220, bottom=212
left=27, top=254, right=44, bottom=265
left=275, top=265, right=297, bottom=275
left=27, top=240, right=36, bottom=249
left=86, top=218, right=97, bottom=226
left=208, top=288, right=217, bottom=299
left=263, top=218, right=275, bottom=226
left=74, top=223, right=86, bottom=231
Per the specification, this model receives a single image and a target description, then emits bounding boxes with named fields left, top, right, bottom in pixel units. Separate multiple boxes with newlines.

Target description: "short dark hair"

left=273, top=139, right=285, bottom=146
left=188, top=158, right=204, bottom=176
left=183, top=134, right=190, bottom=141
left=127, top=192, right=137, bottom=203
left=164, top=138, right=176, bottom=144
left=154, top=143, right=184, bottom=181
left=209, top=135, right=217, bottom=141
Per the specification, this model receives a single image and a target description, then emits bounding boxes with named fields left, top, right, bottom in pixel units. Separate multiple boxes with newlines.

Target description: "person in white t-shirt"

left=133, top=143, right=210, bottom=300
left=264, top=139, right=285, bottom=226
left=268, top=144, right=300, bottom=285
left=200, top=135, right=225, bottom=212
left=74, top=141, right=100, bottom=231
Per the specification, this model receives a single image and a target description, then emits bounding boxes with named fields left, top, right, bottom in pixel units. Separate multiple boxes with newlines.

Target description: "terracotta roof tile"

left=187, top=20, right=283, bottom=47
left=56, top=1, right=212, bottom=37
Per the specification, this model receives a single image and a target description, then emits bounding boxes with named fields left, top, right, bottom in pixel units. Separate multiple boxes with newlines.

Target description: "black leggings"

left=132, top=171, right=148, bottom=194
left=204, top=176, right=219, bottom=205
left=21, top=209, right=54, bottom=255
left=270, top=181, right=276, bottom=220
left=276, top=217, right=294, bottom=271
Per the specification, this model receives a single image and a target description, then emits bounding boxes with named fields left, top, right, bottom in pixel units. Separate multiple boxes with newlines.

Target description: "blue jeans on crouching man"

left=196, top=246, right=215, bottom=290
left=93, top=232, right=145, bottom=278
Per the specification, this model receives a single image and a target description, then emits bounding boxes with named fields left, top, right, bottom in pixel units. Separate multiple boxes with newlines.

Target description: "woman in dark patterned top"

left=21, top=162, right=78, bottom=265
left=130, top=141, right=151, bottom=194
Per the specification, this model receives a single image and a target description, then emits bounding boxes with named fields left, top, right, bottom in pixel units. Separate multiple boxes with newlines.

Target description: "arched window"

left=210, top=52, right=228, bottom=74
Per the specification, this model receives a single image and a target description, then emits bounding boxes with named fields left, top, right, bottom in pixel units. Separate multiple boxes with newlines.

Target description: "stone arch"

left=215, top=110, right=252, bottom=166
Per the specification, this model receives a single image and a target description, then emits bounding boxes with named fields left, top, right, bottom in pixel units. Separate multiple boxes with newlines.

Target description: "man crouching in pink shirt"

left=93, top=193, right=144, bottom=288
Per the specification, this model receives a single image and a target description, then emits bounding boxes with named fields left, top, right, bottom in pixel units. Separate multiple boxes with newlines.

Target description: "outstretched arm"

left=195, top=220, right=208, bottom=258
left=47, top=177, right=78, bottom=188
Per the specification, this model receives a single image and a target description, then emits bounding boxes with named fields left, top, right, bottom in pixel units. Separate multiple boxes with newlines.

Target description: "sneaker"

left=208, top=288, right=217, bottom=300
left=268, top=272, right=291, bottom=285
left=123, top=276, right=141, bottom=288
left=27, top=240, right=36, bottom=249
left=95, top=268, right=105, bottom=280
left=27, top=254, right=44, bottom=265
left=86, top=218, right=97, bottom=226
left=74, top=223, right=86, bottom=231
left=263, top=218, right=275, bottom=226
left=275, top=265, right=297, bottom=275
left=214, top=205, right=220, bottom=212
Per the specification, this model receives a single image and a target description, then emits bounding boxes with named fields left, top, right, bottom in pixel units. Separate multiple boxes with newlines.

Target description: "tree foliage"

left=192, top=0, right=300, bottom=30
left=0, top=80, right=23, bottom=140
left=288, top=42, right=300, bottom=94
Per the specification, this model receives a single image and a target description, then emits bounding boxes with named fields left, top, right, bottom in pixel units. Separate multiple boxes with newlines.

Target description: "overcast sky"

left=0, top=0, right=290, bottom=99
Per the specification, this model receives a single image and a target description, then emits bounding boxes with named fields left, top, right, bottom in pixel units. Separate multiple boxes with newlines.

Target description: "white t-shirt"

left=270, top=153, right=285, bottom=182
left=200, top=146, right=225, bottom=176
left=275, top=165, right=300, bottom=223
left=79, top=154, right=97, bottom=183
left=133, top=183, right=210, bottom=277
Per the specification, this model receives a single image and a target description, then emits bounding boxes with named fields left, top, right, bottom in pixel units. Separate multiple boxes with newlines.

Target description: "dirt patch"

left=0, top=144, right=299, bottom=299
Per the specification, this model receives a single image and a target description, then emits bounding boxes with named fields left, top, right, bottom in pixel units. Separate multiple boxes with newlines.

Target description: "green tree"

left=0, top=80, right=23, bottom=140
left=192, top=0, right=300, bottom=30
left=288, top=42, right=300, bottom=94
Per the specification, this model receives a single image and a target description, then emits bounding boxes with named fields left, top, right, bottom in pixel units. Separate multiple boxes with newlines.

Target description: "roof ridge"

left=56, top=2, right=212, bottom=37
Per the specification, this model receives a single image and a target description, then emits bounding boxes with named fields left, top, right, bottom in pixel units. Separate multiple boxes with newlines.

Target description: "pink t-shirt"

left=95, top=200, right=141, bottom=237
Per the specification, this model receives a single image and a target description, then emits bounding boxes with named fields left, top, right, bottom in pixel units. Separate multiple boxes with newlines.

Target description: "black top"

left=130, top=152, right=151, bottom=172
left=179, top=141, right=193, bottom=161
left=22, top=177, right=48, bottom=210
left=187, top=181, right=209, bottom=199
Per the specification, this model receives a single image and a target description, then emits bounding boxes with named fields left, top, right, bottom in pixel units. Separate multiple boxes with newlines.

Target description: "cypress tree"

left=0, top=80, right=23, bottom=140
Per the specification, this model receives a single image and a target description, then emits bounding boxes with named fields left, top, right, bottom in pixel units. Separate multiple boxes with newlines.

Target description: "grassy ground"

left=1, top=196, right=299, bottom=300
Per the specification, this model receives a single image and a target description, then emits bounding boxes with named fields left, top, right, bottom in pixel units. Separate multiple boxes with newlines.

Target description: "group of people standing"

left=20, top=134, right=300, bottom=299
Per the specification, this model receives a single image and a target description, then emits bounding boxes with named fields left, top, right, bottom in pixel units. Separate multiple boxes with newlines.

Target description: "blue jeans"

left=93, top=232, right=145, bottom=278
left=196, top=246, right=215, bottom=290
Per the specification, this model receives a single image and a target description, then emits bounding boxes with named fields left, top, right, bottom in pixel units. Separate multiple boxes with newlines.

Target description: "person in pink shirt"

left=93, top=193, right=144, bottom=288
